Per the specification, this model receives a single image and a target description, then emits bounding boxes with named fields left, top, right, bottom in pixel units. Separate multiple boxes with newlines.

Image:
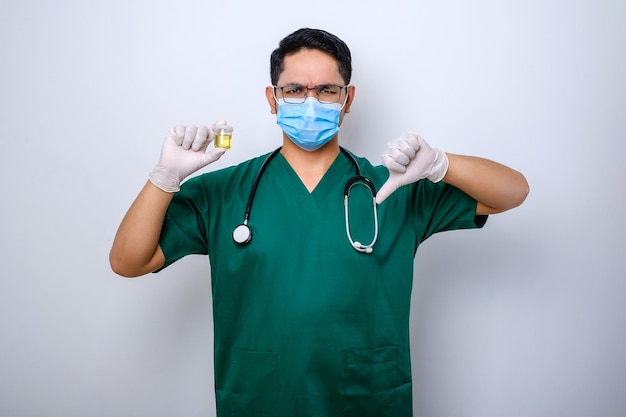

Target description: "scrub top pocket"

left=215, top=348, right=277, bottom=417
left=343, top=345, right=412, bottom=417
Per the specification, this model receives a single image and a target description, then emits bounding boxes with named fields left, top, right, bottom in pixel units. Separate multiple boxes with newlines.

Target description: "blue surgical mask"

left=276, top=97, right=342, bottom=151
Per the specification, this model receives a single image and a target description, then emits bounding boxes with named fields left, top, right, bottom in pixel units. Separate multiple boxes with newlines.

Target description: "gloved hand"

left=376, top=132, right=449, bottom=204
left=148, top=121, right=228, bottom=192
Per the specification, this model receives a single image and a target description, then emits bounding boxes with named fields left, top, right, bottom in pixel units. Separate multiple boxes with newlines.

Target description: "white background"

left=1, top=0, right=625, bottom=416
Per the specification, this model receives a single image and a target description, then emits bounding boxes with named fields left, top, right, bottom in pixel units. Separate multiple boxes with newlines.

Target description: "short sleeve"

left=410, top=179, right=488, bottom=243
left=157, top=176, right=211, bottom=270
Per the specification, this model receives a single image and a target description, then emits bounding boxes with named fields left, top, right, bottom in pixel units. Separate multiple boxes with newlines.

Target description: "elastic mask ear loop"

left=272, top=88, right=280, bottom=111
left=338, top=86, right=350, bottom=110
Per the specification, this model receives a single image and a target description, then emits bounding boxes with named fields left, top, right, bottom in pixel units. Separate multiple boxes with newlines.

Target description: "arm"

left=109, top=182, right=172, bottom=277
left=109, top=123, right=227, bottom=278
left=443, top=153, right=529, bottom=215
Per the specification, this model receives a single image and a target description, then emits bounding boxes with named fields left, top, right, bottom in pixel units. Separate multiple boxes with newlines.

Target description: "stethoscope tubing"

left=232, top=146, right=379, bottom=253
left=343, top=175, right=378, bottom=253
left=242, top=147, right=283, bottom=224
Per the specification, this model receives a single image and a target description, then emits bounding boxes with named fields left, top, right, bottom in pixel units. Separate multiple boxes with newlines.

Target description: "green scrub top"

left=158, top=149, right=486, bottom=417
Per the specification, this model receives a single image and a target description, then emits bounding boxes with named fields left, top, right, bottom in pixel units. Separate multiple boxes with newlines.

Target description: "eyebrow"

left=278, top=83, right=343, bottom=87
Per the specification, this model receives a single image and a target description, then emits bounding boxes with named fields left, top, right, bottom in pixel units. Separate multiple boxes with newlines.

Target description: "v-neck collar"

left=273, top=151, right=352, bottom=207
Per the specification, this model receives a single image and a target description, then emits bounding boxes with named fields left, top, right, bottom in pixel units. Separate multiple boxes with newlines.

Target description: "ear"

left=265, top=86, right=278, bottom=114
left=343, top=85, right=356, bottom=114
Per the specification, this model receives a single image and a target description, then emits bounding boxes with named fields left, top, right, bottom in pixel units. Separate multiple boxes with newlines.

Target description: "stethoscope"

left=232, top=147, right=379, bottom=253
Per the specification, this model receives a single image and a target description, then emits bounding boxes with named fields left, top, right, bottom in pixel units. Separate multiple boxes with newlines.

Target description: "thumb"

left=199, top=147, right=227, bottom=166
left=376, top=178, right=399, bottom=204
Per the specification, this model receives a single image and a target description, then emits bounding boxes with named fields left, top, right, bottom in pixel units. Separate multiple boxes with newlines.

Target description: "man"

left=110, top=28, right=528, bottom=417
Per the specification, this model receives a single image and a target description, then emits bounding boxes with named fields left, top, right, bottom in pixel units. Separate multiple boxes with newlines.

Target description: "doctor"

left=110, top=28, right=528, bottom=417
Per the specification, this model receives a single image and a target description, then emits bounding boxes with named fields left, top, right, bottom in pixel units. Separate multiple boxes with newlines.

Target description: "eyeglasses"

left=273, top=84, right=348, bottom=104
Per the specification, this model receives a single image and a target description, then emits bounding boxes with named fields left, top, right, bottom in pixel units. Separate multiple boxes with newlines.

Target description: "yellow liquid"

left=215, top=133, right=232, bottom=149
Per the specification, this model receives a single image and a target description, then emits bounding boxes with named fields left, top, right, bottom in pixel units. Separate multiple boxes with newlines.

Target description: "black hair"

left=270, top=28, right=352, bottom=85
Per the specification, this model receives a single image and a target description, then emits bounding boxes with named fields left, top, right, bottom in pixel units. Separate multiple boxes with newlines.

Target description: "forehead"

left=278, top=48, right=344, bottom=85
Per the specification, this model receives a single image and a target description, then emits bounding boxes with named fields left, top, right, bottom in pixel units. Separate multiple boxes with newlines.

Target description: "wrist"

left=426, top=148, right=449, bottom=183
left=148, top=162, right=182, bottom=193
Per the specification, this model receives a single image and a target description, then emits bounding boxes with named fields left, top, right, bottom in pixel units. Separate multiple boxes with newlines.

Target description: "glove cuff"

left=427, top=148, right=449, bottom=183
left=148, top=162, right=182, bottom=193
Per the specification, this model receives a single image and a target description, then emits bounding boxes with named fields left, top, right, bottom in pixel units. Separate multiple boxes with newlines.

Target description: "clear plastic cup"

left=214, top=125, right=234, bottom=149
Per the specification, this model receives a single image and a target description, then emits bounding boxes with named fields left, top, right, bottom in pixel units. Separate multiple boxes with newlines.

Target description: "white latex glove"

left=148, top=121, right=228, bottom=192
left=376, top=132, right=449, bottom=204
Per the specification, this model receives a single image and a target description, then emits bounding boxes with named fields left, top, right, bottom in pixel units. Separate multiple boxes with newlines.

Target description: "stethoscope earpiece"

left=353, top=242, right=374, bottom=254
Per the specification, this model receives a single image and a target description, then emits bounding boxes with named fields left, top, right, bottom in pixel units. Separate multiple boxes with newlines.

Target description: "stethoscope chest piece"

left=232, top=224, right=252, bottom=245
